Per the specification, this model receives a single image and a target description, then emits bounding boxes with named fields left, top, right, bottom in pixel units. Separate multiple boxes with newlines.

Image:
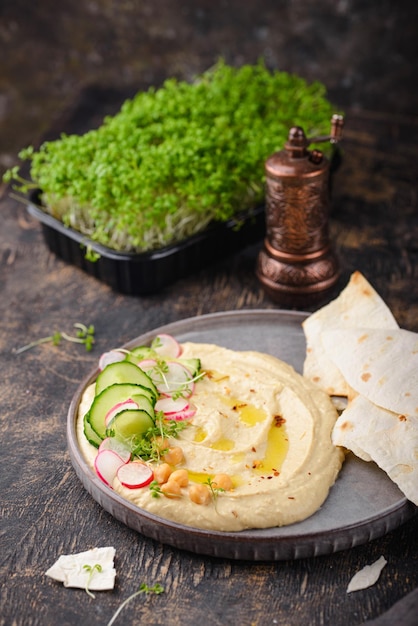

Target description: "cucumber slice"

left=107, top=409, right=154, bottom=441
left=95, top=361, right=158, bottom=398
left=176, top=357, right=201, bottom=377
left=126, top=345, right=156, bottom=365
left=130, top=393, right=155, bottom=418
left=88, top=383, right=156, bottom=440
left=83, top=411, right=102, bottom=448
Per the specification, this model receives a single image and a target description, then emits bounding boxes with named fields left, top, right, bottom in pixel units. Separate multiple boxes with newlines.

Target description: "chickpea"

left=189, top=483, right=211, bottom=506
left=161, top=480, right=182, bottom=499
left=155, top=436, right=169, bottom=452
left=212, top=473, right=233, bottom=491
left=162, top=446, right=184, bottom=466
left=170, top=469, right=189, bottom=487
left=153, top=463, right=172, bottom=485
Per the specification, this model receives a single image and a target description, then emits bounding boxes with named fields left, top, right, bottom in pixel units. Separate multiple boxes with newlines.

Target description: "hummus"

left=77, top=342, right=344, bottom=531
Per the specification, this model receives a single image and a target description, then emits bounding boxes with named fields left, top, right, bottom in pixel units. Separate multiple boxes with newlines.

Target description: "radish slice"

left=94, top=449, right=127, bottom=487
left=151, top=334, right=182, bottom=358
left=138, top=359, right=194, bottom=396
left=165, top=402, right=197, bottom=421
left=155, top=396, right=190, bottom=415
left=156, top=361, right=194, bottom=396
left=117, top=462, right=154, bottom=489
left=155, top=397, right=196, bottom=420
left=99, top=437, right=132, bottom=463
left=105, top=399, right=139, bottom=427
left=137, top=359, right=158, bottom=373
left=99, top=350, right=126, bottom=371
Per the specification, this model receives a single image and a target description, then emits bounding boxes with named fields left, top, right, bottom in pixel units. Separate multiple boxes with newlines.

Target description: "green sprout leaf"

left=107, top=582, right=164, bottom=626
left=13, top=322, right=95, bottom=354
left=205, top=477, right=225, bottom=508
left=83, top=563, right=103, bottom=599
left=84, top=245, right=101, bottom=262
left=149, top=480, right=163, bottom=498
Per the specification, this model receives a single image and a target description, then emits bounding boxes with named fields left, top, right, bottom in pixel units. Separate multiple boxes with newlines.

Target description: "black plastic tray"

left=28, top=193, right=265, bottom=295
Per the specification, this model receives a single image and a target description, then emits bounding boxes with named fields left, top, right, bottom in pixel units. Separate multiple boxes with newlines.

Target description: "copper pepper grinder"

left=256, top=114, right=344, bottom=307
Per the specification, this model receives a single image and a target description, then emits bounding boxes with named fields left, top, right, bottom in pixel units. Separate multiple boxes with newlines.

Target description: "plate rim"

left=67, top=309, right=417, bottom=561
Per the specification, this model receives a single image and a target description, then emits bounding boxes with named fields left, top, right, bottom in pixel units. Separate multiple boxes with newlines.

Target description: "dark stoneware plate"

left=67, top=310, right=416, bottom=560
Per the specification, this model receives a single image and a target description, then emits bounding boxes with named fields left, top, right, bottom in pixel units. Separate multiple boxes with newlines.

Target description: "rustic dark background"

left=1, top=0, right=417, bottom=177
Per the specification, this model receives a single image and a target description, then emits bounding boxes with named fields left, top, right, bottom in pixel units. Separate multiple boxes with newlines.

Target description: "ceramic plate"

left=67, top=310, right=416, bottom=560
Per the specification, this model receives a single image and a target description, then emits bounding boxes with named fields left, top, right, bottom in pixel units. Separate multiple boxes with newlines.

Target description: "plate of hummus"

left=67, top=308, right=416, bottom=561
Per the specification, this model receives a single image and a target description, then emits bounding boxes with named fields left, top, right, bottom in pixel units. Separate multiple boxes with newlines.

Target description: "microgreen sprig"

left=147, top=357, right=205, bottom=400
left=132, top=412, right=188, bottom=462
left=13, top=322, right=95, bottom=354
left=150, top=336, right=163, bottom=350
left=107, top=583, right=164, bottom=626
left=149, top=481, right=163, bottom=498
left=204, top=477, right=226, bottom=513
left=82, top=563, right=103, bottom=599
left=205, top=477, right=226, bottom=505
left=169, top=370, right=206, bottom=401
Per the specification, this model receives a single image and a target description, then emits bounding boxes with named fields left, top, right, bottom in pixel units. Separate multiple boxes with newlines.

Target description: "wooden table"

left=1, top=92, right=417, bottom=626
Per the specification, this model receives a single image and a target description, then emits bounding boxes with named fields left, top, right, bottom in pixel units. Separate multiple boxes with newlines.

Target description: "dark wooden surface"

left=1, top=93, right=417, bottom=626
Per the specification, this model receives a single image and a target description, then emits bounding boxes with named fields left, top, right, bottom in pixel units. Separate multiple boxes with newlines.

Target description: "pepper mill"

left=256, top=114, right=344, bottom=307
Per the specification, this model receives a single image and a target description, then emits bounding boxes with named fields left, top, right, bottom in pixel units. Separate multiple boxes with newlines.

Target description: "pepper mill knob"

left=256, top=115, right=344, bottom=307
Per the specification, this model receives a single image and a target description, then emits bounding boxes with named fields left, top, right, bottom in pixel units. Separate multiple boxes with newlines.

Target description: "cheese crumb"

left=45, top=547, right=116, bottom=591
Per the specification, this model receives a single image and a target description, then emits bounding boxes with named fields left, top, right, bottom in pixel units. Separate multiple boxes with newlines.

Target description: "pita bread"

left=302, top=271, right=417, bottom=504
left=302, top=271, right=399, bottom=396
left=322, top=327, right=418, bottom=416
left=333, top=395, right=418, bottom=505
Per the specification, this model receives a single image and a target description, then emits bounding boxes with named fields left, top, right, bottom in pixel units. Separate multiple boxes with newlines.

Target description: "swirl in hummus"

left=77, top=342, right=344, bottom=532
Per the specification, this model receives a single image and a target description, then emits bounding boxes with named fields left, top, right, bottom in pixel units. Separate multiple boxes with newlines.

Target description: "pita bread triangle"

left=302, top=271, right=399, bottom=396
left=333, top=394, right=418, bottom=505
left=321, top=327, right=418, bottom=416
